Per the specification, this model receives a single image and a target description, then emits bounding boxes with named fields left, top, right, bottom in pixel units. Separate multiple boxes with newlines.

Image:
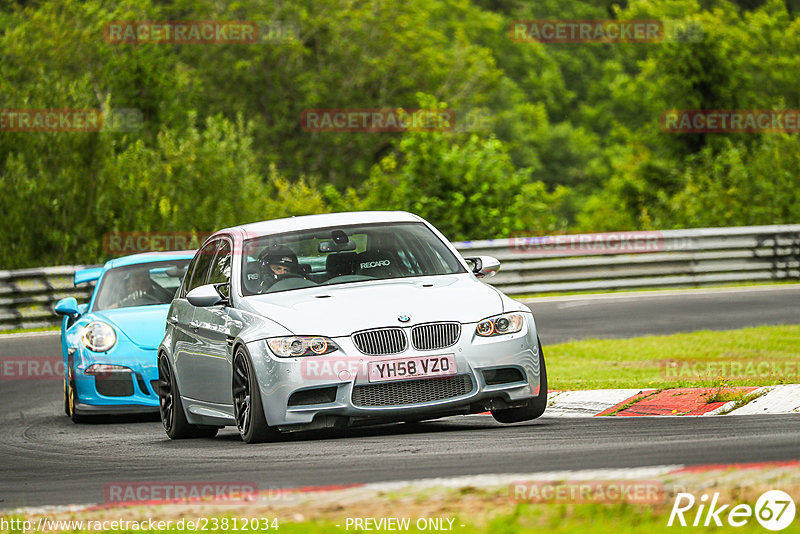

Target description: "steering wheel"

left=139, top=293, right=162, bottom=304
left=275, top=272, right=304, bottom=281
left=148, top=282, right=174, bottom=302
left=118, top=292, right=161, bottom=307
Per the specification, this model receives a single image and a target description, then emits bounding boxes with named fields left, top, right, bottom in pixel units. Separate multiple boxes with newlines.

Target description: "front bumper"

left=70, top=339, right=160, bottom=415
left=247, top=315, right=542, bottom=430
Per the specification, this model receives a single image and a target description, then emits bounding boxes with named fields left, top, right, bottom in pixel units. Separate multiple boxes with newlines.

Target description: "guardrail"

left=458, top=224, right=800, bottom=294
left=0, top=265, right=99, bottom=331
left=1, top=224, right=798, bottom=331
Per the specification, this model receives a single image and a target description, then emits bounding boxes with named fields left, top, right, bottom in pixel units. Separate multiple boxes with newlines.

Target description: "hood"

left=93, top=305, right=170, bottom=349
left=239, top=275, right=504, bottom=337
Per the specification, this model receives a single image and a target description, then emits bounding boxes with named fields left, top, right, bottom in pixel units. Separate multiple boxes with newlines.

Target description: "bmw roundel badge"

left=398, top=315, right=411, bottom=323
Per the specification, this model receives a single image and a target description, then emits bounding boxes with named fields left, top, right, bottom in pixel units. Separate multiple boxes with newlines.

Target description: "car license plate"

left=367, top=355, right=456, bottom=383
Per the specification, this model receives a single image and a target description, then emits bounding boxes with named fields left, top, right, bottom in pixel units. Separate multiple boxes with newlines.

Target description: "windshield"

left=241, top=222, right=466, bottom=295
left=93, top=260, right=190, bottom=311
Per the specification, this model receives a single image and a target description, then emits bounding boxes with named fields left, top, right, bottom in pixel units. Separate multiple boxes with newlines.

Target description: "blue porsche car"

left=54, top=251, right=195, bottom=422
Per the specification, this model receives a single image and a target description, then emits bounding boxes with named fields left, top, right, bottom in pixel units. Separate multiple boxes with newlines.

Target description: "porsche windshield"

left=93, top=260, right=190, bottom=311
left=241, top=222, right=466, bottom=295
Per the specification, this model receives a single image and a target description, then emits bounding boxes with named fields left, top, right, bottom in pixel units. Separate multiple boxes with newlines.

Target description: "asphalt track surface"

left=1, top=286, right=798, bottom=509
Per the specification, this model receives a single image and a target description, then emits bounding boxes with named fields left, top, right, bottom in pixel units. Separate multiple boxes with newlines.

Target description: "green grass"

left=0, top=325, right=59, bottom=335
left=515, top=280, right=800, bottom=300
left=547, top=324, right=800, bottom=390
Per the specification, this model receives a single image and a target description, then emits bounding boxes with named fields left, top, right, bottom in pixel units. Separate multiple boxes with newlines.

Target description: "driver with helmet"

left=116, top=269, right=156, bottom=307
left=257, top=245, right=304, bottom=291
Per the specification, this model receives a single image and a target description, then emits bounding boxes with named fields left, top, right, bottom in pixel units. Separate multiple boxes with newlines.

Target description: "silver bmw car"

left=158, top=211, right=546, bottom=443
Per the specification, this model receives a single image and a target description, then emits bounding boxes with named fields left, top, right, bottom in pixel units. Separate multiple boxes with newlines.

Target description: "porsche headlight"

left=81, top=321, right=117, bottom=352
left=475, top=313, right=525, bottom=337
left=267, top=336, right=339, bottom=357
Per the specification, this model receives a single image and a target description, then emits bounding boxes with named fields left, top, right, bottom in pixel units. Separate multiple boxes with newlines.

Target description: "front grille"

left=352, top=375, right=473, bottom=407
left=411, top=322, right=461, bottom=351
left=352, top=328, right=407, bottom=355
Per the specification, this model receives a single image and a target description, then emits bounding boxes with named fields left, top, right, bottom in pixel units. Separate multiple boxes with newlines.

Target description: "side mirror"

left=187, top=284, right=228, bottom=307
left=464, top=256, right=501, bottom=278
left=54, top=297, right=81, bottom=318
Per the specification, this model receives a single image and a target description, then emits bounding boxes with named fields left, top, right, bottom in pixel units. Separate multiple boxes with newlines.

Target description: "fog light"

left=85, top=364, right=130, bottom=377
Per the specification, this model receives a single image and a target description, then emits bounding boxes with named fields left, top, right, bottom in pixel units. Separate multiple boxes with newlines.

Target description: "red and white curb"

left=543, top=384, right=800, bottom=417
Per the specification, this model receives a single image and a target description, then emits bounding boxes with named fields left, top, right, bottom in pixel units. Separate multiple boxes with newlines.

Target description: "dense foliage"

left=1, top=0, right=798, bottom=267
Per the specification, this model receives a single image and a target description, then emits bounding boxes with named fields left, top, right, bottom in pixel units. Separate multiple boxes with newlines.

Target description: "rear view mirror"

left=318, top=240, right=356, bottom=253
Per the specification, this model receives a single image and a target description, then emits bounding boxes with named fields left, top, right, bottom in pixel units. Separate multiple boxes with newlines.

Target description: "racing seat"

left=325, top=252, right=357, bottom=279
left=354, top=249, right=402, bottom=279
left=243, top=261, right=263, bottom=293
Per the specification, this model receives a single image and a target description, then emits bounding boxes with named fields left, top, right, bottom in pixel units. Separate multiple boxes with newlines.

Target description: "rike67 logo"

left=668, top=490, right=796, bottom=530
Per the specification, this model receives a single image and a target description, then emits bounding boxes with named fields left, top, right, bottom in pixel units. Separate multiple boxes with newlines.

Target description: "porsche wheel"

left=232, top=347, right=279, bottom=444
left=66, top=357, right=87, bottom=424
left=63, top=376, right=70, bottom=416
left=491, top=338, right=548, bottom=423
left=158, top=353, right=218, bottom=439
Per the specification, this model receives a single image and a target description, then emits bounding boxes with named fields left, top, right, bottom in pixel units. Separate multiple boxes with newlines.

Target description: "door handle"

left=190, top=320, right=200, bottom=330
left=167, top=316, right=178, bottom=325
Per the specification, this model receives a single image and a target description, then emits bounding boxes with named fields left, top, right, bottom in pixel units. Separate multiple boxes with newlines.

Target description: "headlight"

left=267, top=336, right=339, bottom=357
left=475, top=313, right=525, bottom=337
left=81, top=321, right=117, bottom=352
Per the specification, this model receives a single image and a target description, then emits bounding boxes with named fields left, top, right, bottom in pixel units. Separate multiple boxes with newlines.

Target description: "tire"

left=232, top=347, right=280, bottom=444
left=491, top=338, right=548, bottom=423
left=63, top=376, right=70, bottom=416
left=158, top=353, right=218, bottom=439
left=66, top=356, right=88, bottom=424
